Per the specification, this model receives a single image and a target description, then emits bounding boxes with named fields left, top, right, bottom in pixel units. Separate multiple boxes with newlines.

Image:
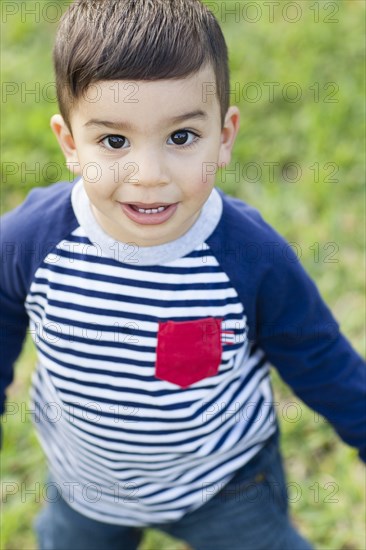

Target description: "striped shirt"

left=1, top=178, right=365, bottom=525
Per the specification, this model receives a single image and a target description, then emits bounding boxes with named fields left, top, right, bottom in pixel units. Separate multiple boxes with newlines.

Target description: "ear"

left=218, top=106, right=241, bottom=169
left=50, top=114, right=81, bottom=175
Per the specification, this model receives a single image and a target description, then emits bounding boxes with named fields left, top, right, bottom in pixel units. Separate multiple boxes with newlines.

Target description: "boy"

left=1, top=0, right=365, bottom=549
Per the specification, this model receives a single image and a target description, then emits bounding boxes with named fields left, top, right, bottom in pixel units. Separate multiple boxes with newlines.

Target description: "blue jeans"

left=34, top=432, right=314, bottom=550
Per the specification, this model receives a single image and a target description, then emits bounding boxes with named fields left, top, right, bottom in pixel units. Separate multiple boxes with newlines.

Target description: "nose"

left=125, top=149, right=169, bottom=187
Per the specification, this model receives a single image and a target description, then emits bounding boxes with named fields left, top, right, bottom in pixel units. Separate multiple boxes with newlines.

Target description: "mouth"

left=119, top=202, right=179, bottom=225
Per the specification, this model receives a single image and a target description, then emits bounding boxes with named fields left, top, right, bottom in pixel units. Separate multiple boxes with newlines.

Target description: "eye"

left=168, top=130, right=199, bottom=147
left=100, top=135, right=128, bottom=150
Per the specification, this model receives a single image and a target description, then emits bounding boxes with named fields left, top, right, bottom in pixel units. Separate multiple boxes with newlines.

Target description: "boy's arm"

left=0, top=282, right=29, bottom=411
left=0, top=213, right=30, bottom=448
left=256, top=241, right=366, bottom=463
left=0, top=214, right=30, bottom=401
left=0, top=181, right=77, bottom=430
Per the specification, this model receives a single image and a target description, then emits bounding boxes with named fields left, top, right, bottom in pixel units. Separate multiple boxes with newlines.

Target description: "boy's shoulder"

left=213, top=187, right=293, bottom=256
left=1, top=179, right=78, bottom=242
left=1, top=180, right=79, bottom=296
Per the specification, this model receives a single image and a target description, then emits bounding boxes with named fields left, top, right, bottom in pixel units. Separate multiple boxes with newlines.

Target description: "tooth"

left=136, top=206, right=167, bottom=214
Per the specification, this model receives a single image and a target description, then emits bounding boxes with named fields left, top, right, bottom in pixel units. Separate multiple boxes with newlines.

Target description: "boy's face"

left=51, top=65, right=240, bottom=247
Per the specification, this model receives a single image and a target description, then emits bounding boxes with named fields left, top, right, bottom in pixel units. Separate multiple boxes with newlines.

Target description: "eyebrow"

left=83, top=110, right=208, bottom=131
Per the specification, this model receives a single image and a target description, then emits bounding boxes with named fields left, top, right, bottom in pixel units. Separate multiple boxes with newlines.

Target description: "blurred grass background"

left=1, top=0, right=365, bottom=548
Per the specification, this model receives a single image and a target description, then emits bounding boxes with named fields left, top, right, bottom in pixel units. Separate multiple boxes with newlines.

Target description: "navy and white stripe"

left=25, top=180, right=277, bottom=525
left=2, top=178, right=365, bottom=525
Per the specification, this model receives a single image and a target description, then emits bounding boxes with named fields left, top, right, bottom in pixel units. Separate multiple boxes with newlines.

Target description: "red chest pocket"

left=155, top=317, right=223, bottom=388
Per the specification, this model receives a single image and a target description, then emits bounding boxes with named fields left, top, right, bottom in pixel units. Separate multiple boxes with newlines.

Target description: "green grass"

left=1, top=1, right=365, bottom=548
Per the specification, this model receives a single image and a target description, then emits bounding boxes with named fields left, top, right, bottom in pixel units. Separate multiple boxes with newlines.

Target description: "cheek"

left=83, top=176, right=113, bottom=204
left=182, top=173, right=215, bottom=202
left=180, top=152, right=214, bottom=181
left=195, top=143, right=221, bottom=182
left=83, top=183, right=106, bottom=206
left=80, top=160, right=117, bottom=197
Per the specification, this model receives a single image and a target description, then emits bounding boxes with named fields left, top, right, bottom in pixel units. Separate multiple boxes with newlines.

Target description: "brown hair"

left=53, top=0, right=230, bottom=131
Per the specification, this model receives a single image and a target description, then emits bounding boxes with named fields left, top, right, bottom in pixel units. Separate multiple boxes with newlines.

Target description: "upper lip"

left=122, top=202, right=175, bottom=208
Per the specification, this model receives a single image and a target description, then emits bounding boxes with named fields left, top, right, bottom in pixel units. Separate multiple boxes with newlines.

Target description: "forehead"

left=70, top=64, right=221, bottom=130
